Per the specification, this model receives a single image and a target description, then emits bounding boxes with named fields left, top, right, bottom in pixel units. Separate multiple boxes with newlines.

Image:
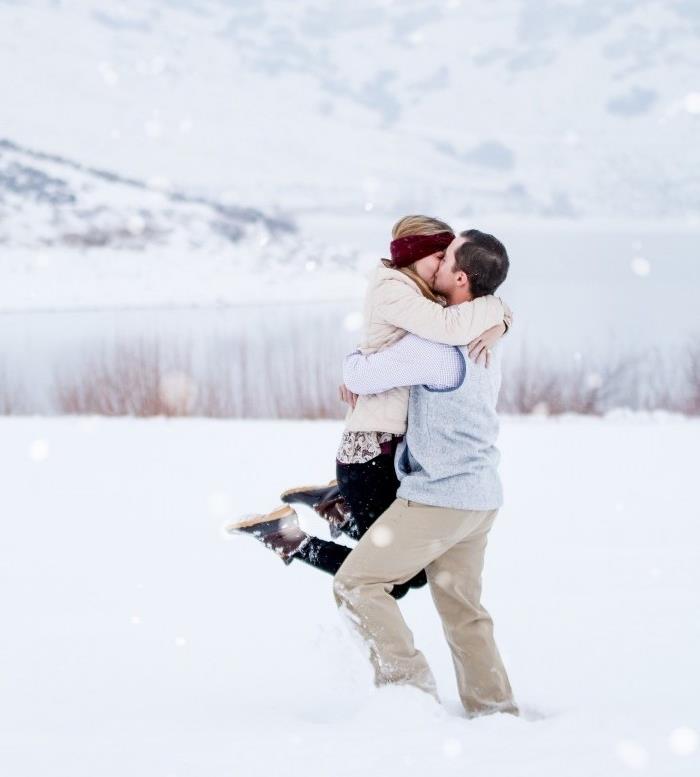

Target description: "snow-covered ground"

left=2, top=415, right=698, bottom=776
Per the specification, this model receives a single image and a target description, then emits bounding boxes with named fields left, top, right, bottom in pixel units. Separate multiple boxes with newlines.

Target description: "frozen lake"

left=1, top=222, right=698, bottom=414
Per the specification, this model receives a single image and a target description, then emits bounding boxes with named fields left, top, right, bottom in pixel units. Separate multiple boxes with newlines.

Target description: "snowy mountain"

left=1, top=0, right=698, bottom=222
left=0, top=138, right=361, bottom=310
left=0, top=138, right=293, bottom=249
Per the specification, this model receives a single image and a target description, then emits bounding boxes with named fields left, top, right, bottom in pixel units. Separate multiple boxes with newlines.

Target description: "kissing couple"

left=229, top=214, right=518, bottom=717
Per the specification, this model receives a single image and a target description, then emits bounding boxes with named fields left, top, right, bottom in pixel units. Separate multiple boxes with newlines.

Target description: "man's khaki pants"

left=333, top=497, right=516, bottom=716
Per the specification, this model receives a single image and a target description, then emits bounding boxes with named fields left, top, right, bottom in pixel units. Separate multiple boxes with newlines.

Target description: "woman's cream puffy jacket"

left=344, top=264, right=505, bottom=434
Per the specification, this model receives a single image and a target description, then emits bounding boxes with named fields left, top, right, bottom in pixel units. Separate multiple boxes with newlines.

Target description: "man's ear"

left=454, top=270, right=469, bottom=288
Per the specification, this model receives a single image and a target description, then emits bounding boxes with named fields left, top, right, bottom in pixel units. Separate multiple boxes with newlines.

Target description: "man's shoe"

left=226, top=505, right=310, bottom=565
left=408, top=569, right=428, bottom=589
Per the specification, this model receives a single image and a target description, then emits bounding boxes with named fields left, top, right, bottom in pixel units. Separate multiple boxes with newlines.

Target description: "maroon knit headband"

left=389, top=231, right=454, bottom=268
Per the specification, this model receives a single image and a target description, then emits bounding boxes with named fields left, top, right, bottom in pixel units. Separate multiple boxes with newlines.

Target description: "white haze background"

left=1, top=0, right=698, bottom=414
left=1, top=4, right=699, bottom=777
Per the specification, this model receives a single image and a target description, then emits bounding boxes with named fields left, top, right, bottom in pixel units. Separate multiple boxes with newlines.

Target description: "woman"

left=229, top=215, right=510, bottom=598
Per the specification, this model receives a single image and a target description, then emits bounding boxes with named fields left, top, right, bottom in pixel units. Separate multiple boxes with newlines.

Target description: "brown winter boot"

left=280, top=480, right=349, bottom=538
left=280, top=480, right=340, bottom=509
left=226, top=505, right=310, bottom=565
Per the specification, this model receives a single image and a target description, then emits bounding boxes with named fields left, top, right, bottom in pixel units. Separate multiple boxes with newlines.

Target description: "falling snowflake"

left=630, top=257, right=651, bottom=277
left=343, top=311, right=363, bottom=332
left=442, top=738, right=462, bottom=758
left=130, top=615, right=142, bottom=626
left=98, top=61, right=118, bottom=86
left=174, top=636, right=187, bottom=648
left=29, top=439, right=49, bottom=462
left=668, top=727, right=699, bottom=756
left=159, top=371, right=198, bottom=414
left=305, top=260, right=318, bottom=272
left=370, top=525, right=394, bottom=548
left=683, top=92, right=700, bottom=115
left=615, top=740, right=649, bottom=770
left=433, top=570, right=452, bottom=588
left=585, top=372, right=603, bottom=390
left=126, top=215, right=146, bottom=236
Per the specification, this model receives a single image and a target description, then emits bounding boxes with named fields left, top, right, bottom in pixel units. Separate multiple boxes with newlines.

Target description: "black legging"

left=295, top=451, right=428, bottom=600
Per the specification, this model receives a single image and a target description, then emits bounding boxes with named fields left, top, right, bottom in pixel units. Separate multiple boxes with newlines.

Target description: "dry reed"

left=0, top=334, right=694, bottom=419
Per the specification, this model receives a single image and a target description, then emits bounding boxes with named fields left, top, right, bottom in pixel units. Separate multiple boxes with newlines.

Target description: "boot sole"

left=226, top=505, right=295, bottom=533
left=280, top=480, right=337, bottom=499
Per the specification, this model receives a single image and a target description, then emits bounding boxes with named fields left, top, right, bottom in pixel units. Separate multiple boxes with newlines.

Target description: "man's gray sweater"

left=395, top=344, right=503, bottom=511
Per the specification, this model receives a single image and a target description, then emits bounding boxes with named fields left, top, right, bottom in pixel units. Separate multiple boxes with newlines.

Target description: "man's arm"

left=343, top=334, right=464, bottom=396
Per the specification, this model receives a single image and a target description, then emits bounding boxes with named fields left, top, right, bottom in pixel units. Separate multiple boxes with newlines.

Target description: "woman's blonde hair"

left=388, top=215, right=454, bottom=302
left=391, top=214, right=453, bottom=240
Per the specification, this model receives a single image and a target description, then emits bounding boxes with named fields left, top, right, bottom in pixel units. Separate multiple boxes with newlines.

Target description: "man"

left=335, top=229, right=517, bottom=717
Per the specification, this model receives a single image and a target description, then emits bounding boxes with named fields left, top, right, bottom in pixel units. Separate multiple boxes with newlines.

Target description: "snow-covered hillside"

left=0, top=138, right=363, bottom=308
left=1, top=0, right=698, bottom=221
left=0, top=138, right=294, bottom=249
left=1, top=415, right=698, bottom=776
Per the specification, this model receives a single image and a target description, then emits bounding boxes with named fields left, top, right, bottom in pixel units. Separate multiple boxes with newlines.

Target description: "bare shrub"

left=615, top=343, right=699, bottom=414
left=682, top=337, right=700, bottom=415
left=30, top=333, right=700, bottom=420
left=53, top=341, right=195, bottom=416
left=196, top=363, right=238, bottom=418
left=199, top=325, right=345, bottom=420
left=498, top=347, right=640, bottom=416
left=0, top=366, right=28, bottom=414
left=50, top=332, right=347, bottom=420
left=262, top=317, right=344, bottom=419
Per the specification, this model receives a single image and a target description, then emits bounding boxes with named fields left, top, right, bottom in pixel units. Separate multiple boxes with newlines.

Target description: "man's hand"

left=338, top=383, right=358, bottom=409
left=467, top=322, right=507, bottom=368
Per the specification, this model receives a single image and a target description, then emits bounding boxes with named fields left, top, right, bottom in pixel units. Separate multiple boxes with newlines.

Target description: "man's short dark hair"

left=453, top=229, right=509, bottom=297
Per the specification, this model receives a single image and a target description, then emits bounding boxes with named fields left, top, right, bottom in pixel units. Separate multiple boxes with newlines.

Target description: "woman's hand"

left=498, top=298, right=513, bottom=331
left=502, top=300, right=513, bottom=331
left=338, top=384, right=358, bottom=408
left=467, top=322, right=507, bottom=368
